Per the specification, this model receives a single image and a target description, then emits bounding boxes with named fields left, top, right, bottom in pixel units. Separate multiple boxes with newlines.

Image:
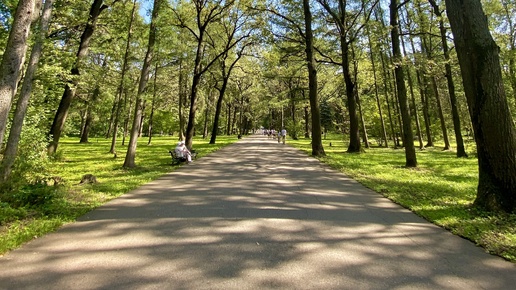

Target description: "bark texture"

left=123, top=0, right=160, bottom=168
left=445, top=0, right=516, bottom=212
left=390, top=0, right=417, bottom=167
left=0, top=0, right=37, bottom=147
left=0, top=0, right=51, bottom=182
left=48, top=0, right=105, bottom=154
left=303, top=0, right=325, bottom=156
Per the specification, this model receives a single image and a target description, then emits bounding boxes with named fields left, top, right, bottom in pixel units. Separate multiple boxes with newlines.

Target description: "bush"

left=0, top=202, right=27, bottom=224
left=4, top=113, right=51, bottom=189
left=2, top=183, right=63, bottom=208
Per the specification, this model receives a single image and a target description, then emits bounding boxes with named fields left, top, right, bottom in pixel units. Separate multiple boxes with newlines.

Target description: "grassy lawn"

left=0, top=135, right=238, bottom=255
left=288, top=135, right=516, bottom=262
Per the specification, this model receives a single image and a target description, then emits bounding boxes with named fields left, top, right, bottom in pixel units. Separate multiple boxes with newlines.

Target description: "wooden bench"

left=169, top=150, right=186, bottom=165
left=168, top=150, right=197, bottom=165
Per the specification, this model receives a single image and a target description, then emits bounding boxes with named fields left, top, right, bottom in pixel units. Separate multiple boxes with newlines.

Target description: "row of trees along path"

left=0, top=0, right=515, bottom=212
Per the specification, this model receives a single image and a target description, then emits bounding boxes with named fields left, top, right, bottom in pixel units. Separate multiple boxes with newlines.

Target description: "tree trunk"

left=185, top=72, right=201, bottom=148
left=431, top=77, right=451, bottom=150
left=445, top=0, right=516, bottom=212
left=210, top=49, right=243, bottom=143
left=109, top=0, right=136, bottom=154
left=80, top=85, right=100, bottom=143
left=390, top=0, right=417, bottom=167
left=342, top=37, right=360, bottom=153
left=48, top=0, right=105, bottom=154
left=303, top=0, right=325, bottom=156
left=122, top=89, right=132, bottom=146
left=357, top=92, right=369, bottom=148
left=408, top=69, right=424, bottom=150
left=0, top=0, right=51, bottom=182
left=138, top=101, right=146, bottom=137
left=304, top=105, right=310, bottom=138
left=379, top=51, right=397, bottom=148
left=203, top=93, right=210, bottom=139
left=0, top=0, right=37, bottom=147
left=399, top=17, right=424, bottom=150
left=123, top=0, right=160, bottom=168
left=210, top=78, right=227, bottom=144
left=501, top=1, right=516, bottom=111
left=390, top=69, right=403, bottom=147
left=226, top=104, right=231, bottom=136
left=416, top=70, right=434, bottom=147
left=231, top=103, right=238, bottom=134
left=352, top=46, right=368, bottom=148
left=429, top=0, right=467, bottom=157
left=178, top=60, right=186, bottom=140
left=80, top=110, right=92, bottom=143
left=375, top=10, right=397, bottom=148
left=148, top=62, right=159, bottom=145
left=366, top=22, right=388, bottom=147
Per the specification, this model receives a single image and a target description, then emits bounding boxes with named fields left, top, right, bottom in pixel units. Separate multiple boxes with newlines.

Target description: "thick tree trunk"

left=123, top=0, right=160, bottom=168
left=0, top=0, right=51, bottom=182
left=390, top=0, right=417, bottom=167
left=340, top=38, right=360, bottom=152
left=80, top=111, right=92, bottom=143
left=343, top=48, right=360, bottom=152
left=0, top=0, right=37, bottom=147
left=303, top=0, right=325, bottom=156
left=48, top=0, right=105, bottom=154
left=445, top=0, right=516, bottom=212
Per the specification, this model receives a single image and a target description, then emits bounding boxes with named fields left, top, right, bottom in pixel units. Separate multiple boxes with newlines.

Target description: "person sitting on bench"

left=174, top=141, right=192, bottom=163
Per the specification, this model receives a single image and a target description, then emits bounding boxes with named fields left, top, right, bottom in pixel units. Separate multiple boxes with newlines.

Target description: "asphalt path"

left=1, top=135, right=516, bottom=289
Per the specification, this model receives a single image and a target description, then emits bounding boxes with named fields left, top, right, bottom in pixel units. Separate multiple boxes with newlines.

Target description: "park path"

left=1, top=134, right=516, bottom=289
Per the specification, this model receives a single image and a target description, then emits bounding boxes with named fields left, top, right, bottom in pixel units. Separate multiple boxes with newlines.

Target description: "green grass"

left=0, top=135, right=237, bottom=255
left=289, top=135, right=516, bottom=262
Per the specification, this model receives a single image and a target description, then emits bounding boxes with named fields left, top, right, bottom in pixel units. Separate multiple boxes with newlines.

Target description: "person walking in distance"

left=281, top=128, right=287, bottom=144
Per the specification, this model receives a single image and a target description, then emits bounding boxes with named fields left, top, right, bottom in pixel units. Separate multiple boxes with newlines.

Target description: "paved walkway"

left=1, top=135, right=516, bottom=289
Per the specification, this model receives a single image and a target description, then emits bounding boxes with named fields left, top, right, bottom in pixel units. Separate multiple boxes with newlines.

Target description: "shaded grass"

left=289, top=135, right=516, bottom=262
left=0, top=136, right=237, bottom=255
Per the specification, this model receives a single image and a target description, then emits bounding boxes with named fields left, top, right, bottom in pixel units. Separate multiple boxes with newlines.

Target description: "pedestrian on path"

left=281, top=128, right=287, bottom=144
